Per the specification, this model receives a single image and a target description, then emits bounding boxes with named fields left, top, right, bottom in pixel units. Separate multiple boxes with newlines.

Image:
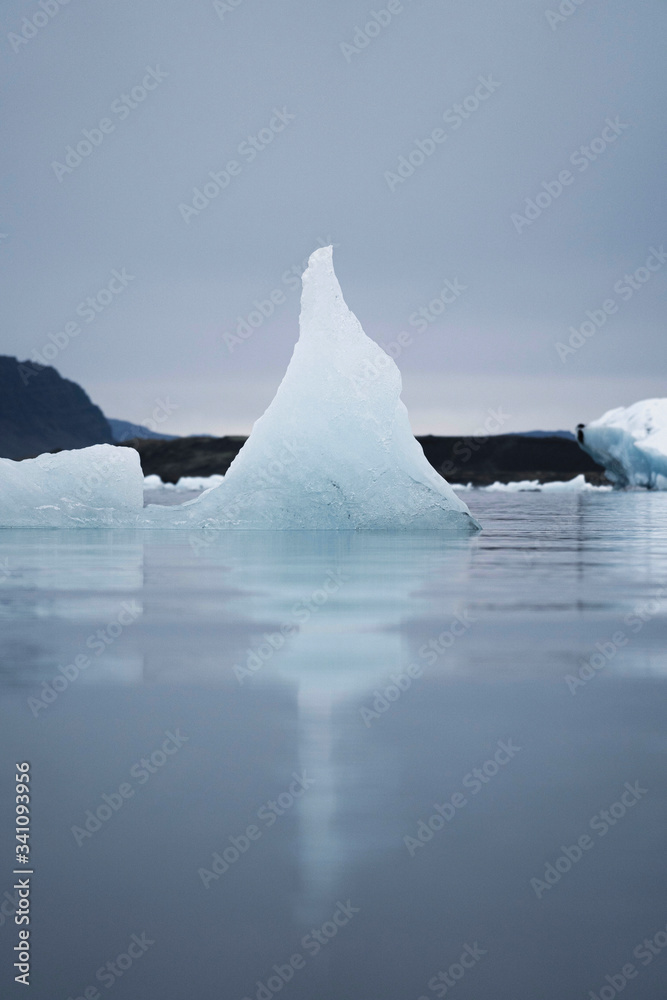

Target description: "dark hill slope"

left=0, top=356, right=112, bottom=459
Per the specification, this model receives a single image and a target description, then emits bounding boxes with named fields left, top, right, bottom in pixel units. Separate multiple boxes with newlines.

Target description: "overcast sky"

left=1, top=0, right=665, bottom=435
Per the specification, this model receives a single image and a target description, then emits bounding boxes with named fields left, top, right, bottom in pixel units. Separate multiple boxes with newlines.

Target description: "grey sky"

left=1, top=0, right=665, bottom=435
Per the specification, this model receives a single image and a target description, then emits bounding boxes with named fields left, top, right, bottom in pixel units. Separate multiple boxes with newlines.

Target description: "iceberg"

left=142, top=247, right=478, bottom=530
left=0, top=247, right=479, bottom=531
left=576, top=399, right=667, bottom=489
left=0, top=444, right=143, bottom=527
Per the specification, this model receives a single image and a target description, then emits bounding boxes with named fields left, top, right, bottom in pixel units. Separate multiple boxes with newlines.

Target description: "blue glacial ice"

left=577, top=399, right=667, bottom=489
left=0, top=247, right=479, bottom=531
left=0, top=444, right=143, bottom=527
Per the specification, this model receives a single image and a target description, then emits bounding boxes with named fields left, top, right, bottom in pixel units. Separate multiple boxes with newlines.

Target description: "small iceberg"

left=0, top=444, right=143, bottom=527
left=0, top=248, right=479, bottom=531
left=576, top=399, right=667, bottom=489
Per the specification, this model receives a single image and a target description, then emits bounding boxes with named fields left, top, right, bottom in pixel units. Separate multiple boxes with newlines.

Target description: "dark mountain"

left=108, top=418, right=178, bottom=443
left=0, top=356, right=113, bottom=459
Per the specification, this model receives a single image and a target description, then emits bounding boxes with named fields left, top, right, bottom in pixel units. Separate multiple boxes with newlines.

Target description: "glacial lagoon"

left=1, top=490, right=667, bottom=999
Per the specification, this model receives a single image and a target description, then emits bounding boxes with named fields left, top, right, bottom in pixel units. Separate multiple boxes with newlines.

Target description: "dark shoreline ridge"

left=0, top=356, right=607, bottom=486
left=119, top=433, right=608, bottom=487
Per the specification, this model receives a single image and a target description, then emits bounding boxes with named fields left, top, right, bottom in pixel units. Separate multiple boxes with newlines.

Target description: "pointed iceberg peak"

left=298, top=245, right=355, bottom=344
left=302, top=244, right=337, bottom=294
left=305, top=243, right=334, bottom=270
left=164, top=244, right=482, bottom=530
left=301, top=245, right=338, bottom=305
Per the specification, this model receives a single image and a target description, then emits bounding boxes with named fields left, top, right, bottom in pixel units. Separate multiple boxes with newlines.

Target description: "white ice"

left=577, top=399, right=667, bottom=489
left=143, top=474, right=225, bottom=491
left=142, top=247, right=478, bottom=530
left=0, top=247, right=479, bottom=531
left=451, top=475, right=611, bottom=493
left=0, top=445, right=143, bottom=527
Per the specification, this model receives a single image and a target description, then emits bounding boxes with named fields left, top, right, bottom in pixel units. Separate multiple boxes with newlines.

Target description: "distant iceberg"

left=0, top=248, right=479, bottom=531
left=577, top=399, right=667, bottom=489
left=143, top=473, right=225, bottom=491
left=452, top=475, right=611, bottom=493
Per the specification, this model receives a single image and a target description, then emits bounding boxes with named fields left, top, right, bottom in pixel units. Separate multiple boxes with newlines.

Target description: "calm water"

left=1, top=492, right=667, bottom=999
